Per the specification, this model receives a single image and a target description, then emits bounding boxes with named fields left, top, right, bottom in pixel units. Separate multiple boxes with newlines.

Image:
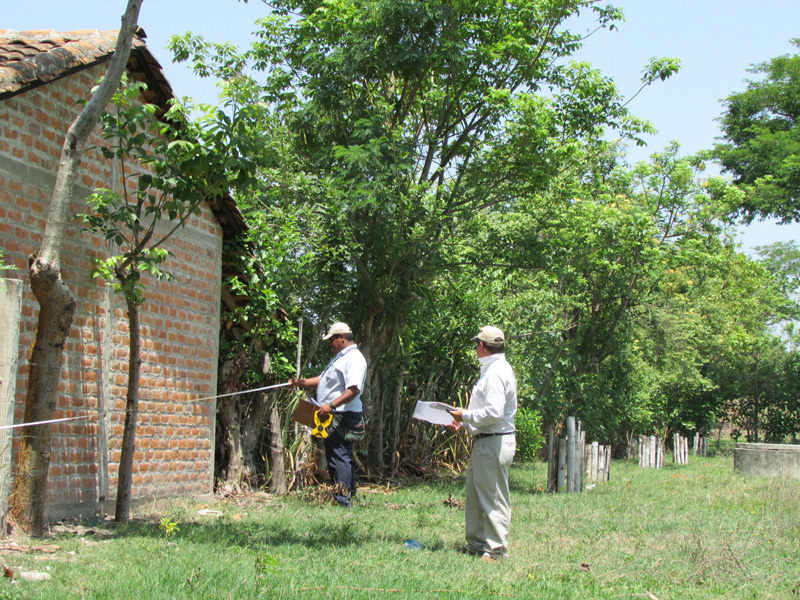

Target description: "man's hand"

left=317, top=402, right=334, bottom=418
left=445, top=407, right=463, bottom=430
left=289, top=377, right=303, bottom=389
left=447, top=407, right=464, bottom=423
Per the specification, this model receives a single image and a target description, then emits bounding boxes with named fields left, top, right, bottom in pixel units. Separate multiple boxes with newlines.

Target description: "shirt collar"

left=478, top=353, right=505, bottom=374
left=334, top=343, right=359, bottom=361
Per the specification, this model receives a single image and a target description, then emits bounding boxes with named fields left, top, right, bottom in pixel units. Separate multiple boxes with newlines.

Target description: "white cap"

left=471, top=326, right=505, bottom=345
left=322, top=322, right=352, bottom=340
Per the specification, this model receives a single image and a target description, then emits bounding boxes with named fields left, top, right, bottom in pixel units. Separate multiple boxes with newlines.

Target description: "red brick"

left=4, top=63, right=221, bottom=520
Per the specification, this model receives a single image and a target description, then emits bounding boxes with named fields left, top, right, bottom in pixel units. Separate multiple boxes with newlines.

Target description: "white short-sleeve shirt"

left=316, top=344, right=367, bottom=413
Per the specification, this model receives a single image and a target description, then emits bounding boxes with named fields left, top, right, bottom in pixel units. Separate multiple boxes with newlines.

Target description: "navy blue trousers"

left=324, top=426, right=357, bottom=507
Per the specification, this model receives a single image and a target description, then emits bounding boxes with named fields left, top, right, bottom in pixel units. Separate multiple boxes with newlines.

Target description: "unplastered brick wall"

left=0, top=62, right=221, bottom=519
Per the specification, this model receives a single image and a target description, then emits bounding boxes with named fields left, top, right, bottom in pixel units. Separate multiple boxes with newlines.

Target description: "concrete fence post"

left=0, top=279, right=23, bottom=535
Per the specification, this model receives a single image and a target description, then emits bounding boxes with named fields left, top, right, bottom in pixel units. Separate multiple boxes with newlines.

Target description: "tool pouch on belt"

left=331, top=411, right=365, bottom=442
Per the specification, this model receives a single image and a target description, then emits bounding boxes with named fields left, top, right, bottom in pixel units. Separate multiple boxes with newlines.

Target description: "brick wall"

left=0, top=63, right=221, bottom=519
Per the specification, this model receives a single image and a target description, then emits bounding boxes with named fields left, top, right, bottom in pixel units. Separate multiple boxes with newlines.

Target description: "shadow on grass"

left=105, top=516, right=462, bottom=555
left=44, top=478, right=472, bottom=554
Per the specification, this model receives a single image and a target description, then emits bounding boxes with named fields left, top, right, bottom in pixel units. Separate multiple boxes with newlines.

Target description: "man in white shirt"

left=290, top=322, right=367, bottom=507
left=448, top=326, right=517, bottom=561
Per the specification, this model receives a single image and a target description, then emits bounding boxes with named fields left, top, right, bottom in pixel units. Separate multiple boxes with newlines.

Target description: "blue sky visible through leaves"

left=6, top=0, right=800, bottom=254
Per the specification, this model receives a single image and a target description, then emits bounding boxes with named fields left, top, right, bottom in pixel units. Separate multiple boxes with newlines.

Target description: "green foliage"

left=465, top=140, right=800, bottom=445
left=0, top=250, right=16, bottom=271
left=220, top=214, right=303, bottom=381
left=167, top=4, right=800, bottom=475
left=712, top=38, right=800, bottom=223
left=159, top=515, right=180, bottom=539
left=78, top=77, right=267, bottom=306
left=168, top=0, right=683, bottom=468
left=721, top=336, right=800, bottom=443
left=254, top=551, right=279, bottom=585
left=514, top=408, right=544, bottom=464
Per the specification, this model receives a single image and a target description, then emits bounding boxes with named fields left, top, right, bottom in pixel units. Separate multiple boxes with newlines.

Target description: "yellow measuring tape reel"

left=311, top=411, right=334, bottom=438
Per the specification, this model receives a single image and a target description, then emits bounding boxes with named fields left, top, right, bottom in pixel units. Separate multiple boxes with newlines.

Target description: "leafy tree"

left=172, top=0, right=677, bottom=470
left=484, top=143, right=730, bottom=441
left=713, top=242, right=800, bottom=443
left=713, top=38, right=800, bottom=223
left=753, top=241, right=800, bottom=323
left=9, top=0, right=144, bottom=536
left=78, top=79, right=268, bottom=521
left=215, top=211, right=302, bottom=492
left=644, top=246, right=786, bottom=433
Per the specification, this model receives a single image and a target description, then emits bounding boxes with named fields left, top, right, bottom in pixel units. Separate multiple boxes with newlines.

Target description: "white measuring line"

left=190, top=381, right=291, bottom=403
left=0, top=414, right=99, bottom=431
left=0, top=382, right=293, bottom=431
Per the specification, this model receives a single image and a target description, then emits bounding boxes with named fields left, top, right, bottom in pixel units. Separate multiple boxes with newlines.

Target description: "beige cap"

left=322, top=322, right=352, bottom=340
left=472, top=326, right=505, bottom=344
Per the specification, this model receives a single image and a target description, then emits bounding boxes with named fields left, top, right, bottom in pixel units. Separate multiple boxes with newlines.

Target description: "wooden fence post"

left=693, top=432, right=708, bottom=457
left=673, top=433, right=689, bottom=465
left=639, top=435, right=665, bottom=469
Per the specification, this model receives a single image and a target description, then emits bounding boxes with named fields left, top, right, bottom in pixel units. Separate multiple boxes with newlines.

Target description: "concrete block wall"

left=0, top=63, right=221, bottom=519
left=734, top=443, right=800, bottom=480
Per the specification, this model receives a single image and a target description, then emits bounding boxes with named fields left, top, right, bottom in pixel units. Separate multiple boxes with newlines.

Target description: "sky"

left=4, top=0, right=800, bottom=254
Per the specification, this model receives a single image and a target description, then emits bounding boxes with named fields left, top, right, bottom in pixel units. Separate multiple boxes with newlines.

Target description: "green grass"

left=2, top=456, right=799, bottom=599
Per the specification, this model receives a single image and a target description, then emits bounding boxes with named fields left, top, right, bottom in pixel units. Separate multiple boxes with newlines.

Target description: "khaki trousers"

left=465, top=434, right=516, bottom=558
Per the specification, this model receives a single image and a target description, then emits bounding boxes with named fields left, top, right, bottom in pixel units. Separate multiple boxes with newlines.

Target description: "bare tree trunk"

left=217, top=390, right=268, bottom=490
left=115, top=296, right=142, bottom=522
left=215, top=358, right=244, bottom=484
left=9, top=272, right=76, bottom=535
left=240, top=395, right=268, bottom=478
left=370, top=370, right=384, bottom=470
left=9, top=0, right=144, bottom=535
left=216, top=395, right=243, bottom=481
left=361, top=305, right=390, bottom=471
left=268, top=396, right=286, bottom=493
left=389, top=366, right=404, bottom=474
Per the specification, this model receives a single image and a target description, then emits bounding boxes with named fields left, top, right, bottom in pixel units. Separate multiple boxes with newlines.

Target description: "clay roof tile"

left=0, top=28, right=246, bottom=237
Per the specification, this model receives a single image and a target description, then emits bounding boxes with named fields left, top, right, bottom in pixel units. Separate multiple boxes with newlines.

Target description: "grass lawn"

left=1, top=454, right=798, bottom=599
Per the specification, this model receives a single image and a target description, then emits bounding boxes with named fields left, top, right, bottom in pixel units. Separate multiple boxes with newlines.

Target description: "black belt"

left=474, top=431, right=515, bottom=440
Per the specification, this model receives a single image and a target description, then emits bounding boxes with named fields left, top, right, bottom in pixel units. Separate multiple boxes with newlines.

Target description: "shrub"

left=515, top=408, right=544, bottom=464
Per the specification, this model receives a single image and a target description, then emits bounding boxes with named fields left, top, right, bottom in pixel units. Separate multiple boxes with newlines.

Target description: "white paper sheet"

left=412, top=401, right=457, bottom=426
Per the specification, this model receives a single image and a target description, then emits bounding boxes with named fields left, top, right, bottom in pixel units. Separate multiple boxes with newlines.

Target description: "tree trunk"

left=9, top=268, right=76, bottom=535
left=216, top=395, right=244, bottom=483
left=389, top=368, right=404, bottom=475
left=240, top=394, right=268, bottom=480
left=217, top=390, right=268, bottom=490
left=9, top=0, right=144, bottom=535
left=268, top=397, right=286, bottom=493
left=215, top=357, right=247, bottom=486
left=361, top=305, right=391, bottom=472
left=115, top=296, right=142, bottom=522
left=370, top=370, right=384, bottom=470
